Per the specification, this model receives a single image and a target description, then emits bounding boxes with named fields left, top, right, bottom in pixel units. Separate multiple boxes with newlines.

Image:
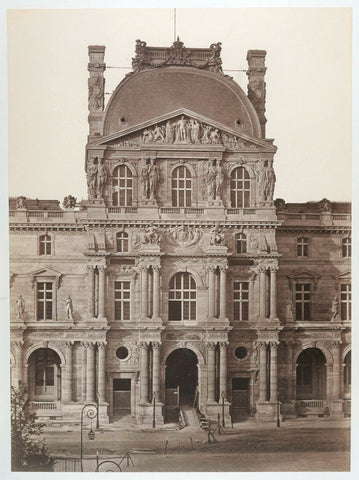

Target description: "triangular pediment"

left=91, top=108, right=276, bottom=152
left=30, top=267, right=63, bottom=289
left=287, top=270, right=321, bottom=289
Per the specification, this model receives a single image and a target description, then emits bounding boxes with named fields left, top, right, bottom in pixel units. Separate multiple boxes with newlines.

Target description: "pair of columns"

left=141, top=265, right=161, bottom=319
left=206, top=342, right=227, bottom=402
left=88, top=265, right=106, bottom=318
left=71, top=341, right=106, bottom=403
left=257, top=341, right=278, bottom=403
left=139, top=342, right=161, bottom=404
left=208, top=266, right=227, bottom=319
left=258, top=265, right=278, bottom=318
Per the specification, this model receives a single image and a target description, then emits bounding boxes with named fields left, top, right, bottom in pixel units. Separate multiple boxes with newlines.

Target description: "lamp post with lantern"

left=80, top=393, right=100, bottom=472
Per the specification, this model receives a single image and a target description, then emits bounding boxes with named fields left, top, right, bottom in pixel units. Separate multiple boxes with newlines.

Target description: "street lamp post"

left=221, top=391, right=225, bottom=428
left=152, top=392, right=156, bottom=429
left=80, top=399, right=99, bottom=472
left=277, top=398, right=280, bottom=428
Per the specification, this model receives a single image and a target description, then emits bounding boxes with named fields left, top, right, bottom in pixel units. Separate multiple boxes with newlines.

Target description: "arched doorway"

left=343, top=351, right=351, bottom=396
left=28, top=348, right=61, bottom=401
left=296, top=348, right=326, bottom=400
left=165, top=348, right=198, bottom=405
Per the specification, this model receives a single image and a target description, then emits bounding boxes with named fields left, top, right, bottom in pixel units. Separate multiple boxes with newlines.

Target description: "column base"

left=280, top=401, right=297, bottom=419
left=330, top=400, right=344, bottom=417
left=137, top=403, right=164, bottom=426
left=255, top=401, right=279, bottom=422
left=205, top=401, right=232, bottom=425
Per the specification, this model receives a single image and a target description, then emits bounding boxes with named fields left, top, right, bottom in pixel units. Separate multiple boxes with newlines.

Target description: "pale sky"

left=7, top=7, right=352, bottom=204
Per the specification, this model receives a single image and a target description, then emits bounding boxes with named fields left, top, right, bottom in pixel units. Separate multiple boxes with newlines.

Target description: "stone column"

left=81, top=342, right=87, bottom=402
left=248, top=273, right=256, bottom=319
left=286, top=342, right=294, bottom=400
left=269, top=266, right=278, bottom=319
left=86, top=343, right=96, bottom=402
left=88, top=265, right=96, bottom=318
left=139, top=342, right=149, bottom=404
left=12, top=341, right=23, bottom=388
left=259, top=267, right=266, bottom=317
left=332, top=341, right=341, bottom=400
left=219, top=266, right=227, bottom=319
left=63, top=342, right=73, bottom=402
left=219, top=342, right=228, bottom=400
left=152, top=266, right=161, bottom=319
left=152, top=342, right=161, bottom=400
left=269, top=342, right=278, bottom=402
left=257, top=342, right=267, bottom=402
left=206, top=342, right=216, bottom=403
left=141, top=267, right=149, bottom=319
left=98, top=266, right=106, bottom=318
left=208, top=267, right=216, bottom=318
left=97, top=342, right=106, bottom=402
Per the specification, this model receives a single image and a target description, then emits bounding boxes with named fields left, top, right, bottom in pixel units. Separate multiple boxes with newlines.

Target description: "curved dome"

left=103, top=67, right=261, bottom=138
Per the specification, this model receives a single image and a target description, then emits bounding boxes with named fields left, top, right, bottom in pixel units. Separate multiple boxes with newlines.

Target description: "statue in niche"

left=284, top=293, right=294, bottom=320
left=88, top=74, right=103, bottom=110
left=255, top=161, right=267, bottom=202
left=16, top=196, right=26, bottom=209
left=206, top=159, right=217, bottom=200
left=210, top=224, right=225, bottom=246
left=96, top=159, right=107, bottom=198
left=15, top=295, right=25, bottom=320
left=87, top=157, right=98, bottom=197
left=148, top=158, right=160, bottom=199
left=65, top=295, right=73, bottom=320
left=264, top=164, right=276, bottom=200
left=144, top=223, right=161, bottom=245
left=331, top=296, right=339, bottom=320
left=153, top=125, right=165, bottom=142
left=215, top=159, right=225, bottom=199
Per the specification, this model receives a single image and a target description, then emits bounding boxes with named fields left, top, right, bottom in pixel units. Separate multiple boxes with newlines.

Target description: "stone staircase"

left=181, top=404, right=201, bottom=429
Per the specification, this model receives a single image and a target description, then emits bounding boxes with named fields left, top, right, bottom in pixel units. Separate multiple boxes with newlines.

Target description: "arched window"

left=112, top=165, right=133, bottom=207
left=39, top=234, right=51, bottom=255
left=297, top=237, right=309, bottom=257
left=116, top=232, right=128, bottom=252
left=28, top=348, right=61, bottom=400
left=342, top=238, right=351, bottom=258
left=235, top=233, right=247, bottom=254
left=169, top=272, right=196, bottom=321
left=230, top=167, right=250, bottom=208
left=171, top=166, right=191, bottom=207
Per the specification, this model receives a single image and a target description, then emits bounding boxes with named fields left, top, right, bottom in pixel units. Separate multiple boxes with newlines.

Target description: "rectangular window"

left=340, top=284, right=351, bottom=321
left=295, top=283, right=311, bottom=321
left=37, top=282, right=53, bottom=320
left=297, top=238, right=308, bottom=257
left=342, top=238, right=351, bottom=258
left=114, top=281, right=131, bottom=321
left=233, top=281, right=249, bottom=321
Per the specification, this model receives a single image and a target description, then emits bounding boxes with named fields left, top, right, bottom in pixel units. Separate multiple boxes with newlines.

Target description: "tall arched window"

left=112, top=165, right=133, bottom=207
left=171, top=166, right=192, bottom=207
left=169, top=272, right=196, bottom=321
left=230, top=167, right=250, bottom=208
left=116, top=232, right=128, bottom=252
left=28, top=348, right=61, bottom=400
left=39, top=234, right=51, bottom=255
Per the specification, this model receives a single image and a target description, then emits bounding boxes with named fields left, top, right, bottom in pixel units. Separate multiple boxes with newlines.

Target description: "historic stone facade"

left=9, top=40, right=351, bottom=425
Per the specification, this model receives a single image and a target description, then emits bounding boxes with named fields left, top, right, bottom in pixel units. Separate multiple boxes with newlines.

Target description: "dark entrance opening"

left=231, top=377, right=250, bottom=421
left=165, top=348, right=198, bottom=404
left=113, top=378, right=131, bottom=418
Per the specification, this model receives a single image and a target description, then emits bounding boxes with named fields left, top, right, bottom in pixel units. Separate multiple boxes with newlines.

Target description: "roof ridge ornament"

left=130, top=38, right=225, bottom=75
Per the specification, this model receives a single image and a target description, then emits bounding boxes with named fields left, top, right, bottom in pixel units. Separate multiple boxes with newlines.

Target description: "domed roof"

left=103, top=66, right=261, bottom=138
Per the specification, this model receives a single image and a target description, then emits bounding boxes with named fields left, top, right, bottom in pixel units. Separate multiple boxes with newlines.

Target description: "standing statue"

left=153, top=125, right=165, bottom=142
left=141, top=158, right=151, bottom=198
left=206, top=159, right=217, bottom=200
left=88, top=74, right=104, bottom=111
left=96, top=159, right=107, bottom=198
left=267, top=164, right=276, bottom=199
left=215, top=159, right=224, bottom=199
left=284, top=293, right=294, bottom=320
left=210, top=128, right=220, bottom=144
left=165, top=121, right=175, bottom=143
left=148, top=158, right=160, bottom=199
left=176, top=115, right=187, bottom=142
left=15, top=295, right=25, bottom=320
left=65, top=295, right=73, bottom=320
left=87, top=158, right=98, bottom=197
left=255, top=162, right=267, bottom=202
left=331, top=296, right=339, bottom=320
left=190, top=119, right=201, bottom=144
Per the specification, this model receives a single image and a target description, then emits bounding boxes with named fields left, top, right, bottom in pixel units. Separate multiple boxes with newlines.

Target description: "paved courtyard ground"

left=43, top=417, right=351, bottom=472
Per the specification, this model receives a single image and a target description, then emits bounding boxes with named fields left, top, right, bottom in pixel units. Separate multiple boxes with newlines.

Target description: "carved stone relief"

left=166, top=225, right=201, bottom=248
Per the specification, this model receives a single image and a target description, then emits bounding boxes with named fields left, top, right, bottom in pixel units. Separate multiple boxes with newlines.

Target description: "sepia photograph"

left=2, top=1, right=355, bottom=476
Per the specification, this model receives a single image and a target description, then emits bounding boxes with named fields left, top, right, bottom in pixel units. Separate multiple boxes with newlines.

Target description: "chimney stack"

left=246, top=50, right=267, bottom=138
left=88, top=45, right=106, bottom=136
